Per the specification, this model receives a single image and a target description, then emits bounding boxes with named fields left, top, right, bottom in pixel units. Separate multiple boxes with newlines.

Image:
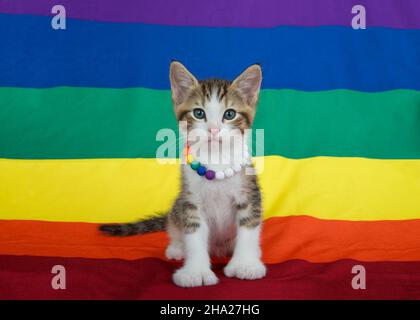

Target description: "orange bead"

left=184, top=146, right=191, bottom=157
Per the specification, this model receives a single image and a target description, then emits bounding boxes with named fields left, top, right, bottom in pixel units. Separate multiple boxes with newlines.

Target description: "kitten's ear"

left=230, top=64, right=262, bottom=106
left=169, top=61, right=198, bottom=106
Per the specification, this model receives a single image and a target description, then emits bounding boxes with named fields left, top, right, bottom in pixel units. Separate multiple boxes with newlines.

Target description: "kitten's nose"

left=209, top=128, right=220, bottom=136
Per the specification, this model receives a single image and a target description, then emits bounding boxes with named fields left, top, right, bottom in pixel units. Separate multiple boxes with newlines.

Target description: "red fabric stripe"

left=1, top=255, right=420, bottom=299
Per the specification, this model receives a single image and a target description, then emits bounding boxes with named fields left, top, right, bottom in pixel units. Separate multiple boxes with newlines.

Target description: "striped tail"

left=99, top=214, right=167, bottom=236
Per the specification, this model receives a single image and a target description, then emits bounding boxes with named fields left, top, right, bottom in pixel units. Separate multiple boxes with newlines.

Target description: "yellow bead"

left=186, top=154, right=194, bottom=164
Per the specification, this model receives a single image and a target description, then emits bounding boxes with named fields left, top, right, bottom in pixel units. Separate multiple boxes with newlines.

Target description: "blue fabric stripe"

left=0, top=13, right=419, bottom=91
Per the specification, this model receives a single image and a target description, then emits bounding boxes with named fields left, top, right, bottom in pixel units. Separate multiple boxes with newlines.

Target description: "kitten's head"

left=169, top=61, right=262, bottom=146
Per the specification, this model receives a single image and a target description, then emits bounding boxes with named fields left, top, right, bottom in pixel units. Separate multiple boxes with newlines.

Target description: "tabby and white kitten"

left=100, top=62, right=266, bottom=287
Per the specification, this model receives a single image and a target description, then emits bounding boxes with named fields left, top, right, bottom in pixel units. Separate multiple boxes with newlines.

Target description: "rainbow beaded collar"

left=184, top=144, right=250, bottom=181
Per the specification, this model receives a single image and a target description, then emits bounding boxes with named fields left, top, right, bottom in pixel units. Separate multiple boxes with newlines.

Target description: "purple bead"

left=205, top=170, right=215, bottom=180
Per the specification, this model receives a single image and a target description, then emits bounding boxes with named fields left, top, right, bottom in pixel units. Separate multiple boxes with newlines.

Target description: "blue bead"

left=197, top=166, right=207, bottom=176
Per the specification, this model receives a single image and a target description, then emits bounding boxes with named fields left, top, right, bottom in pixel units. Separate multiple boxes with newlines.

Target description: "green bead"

left=190, top=161, right=200, bottom=170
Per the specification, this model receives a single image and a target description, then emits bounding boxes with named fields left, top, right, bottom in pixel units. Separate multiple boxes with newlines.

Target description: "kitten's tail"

left=99, top=214, right=167, bottom=236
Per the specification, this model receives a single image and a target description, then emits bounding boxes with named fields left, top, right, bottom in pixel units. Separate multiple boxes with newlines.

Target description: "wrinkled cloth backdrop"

left=0, top=0, right=419, bottom=299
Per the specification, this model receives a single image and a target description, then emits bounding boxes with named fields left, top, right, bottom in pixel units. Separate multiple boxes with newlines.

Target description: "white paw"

left=173, top=267, right=219, bottom=287
left=165, top=243, right=184, bottom=261
left=224, top=259, right=267, bottom=280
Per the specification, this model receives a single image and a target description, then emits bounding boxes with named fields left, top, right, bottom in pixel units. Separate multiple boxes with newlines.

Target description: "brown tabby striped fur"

left=100, top=63, right=262, bottom=236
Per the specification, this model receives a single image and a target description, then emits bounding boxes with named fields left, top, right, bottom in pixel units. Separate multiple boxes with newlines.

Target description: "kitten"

left=100, top=61, right=266, bottom=287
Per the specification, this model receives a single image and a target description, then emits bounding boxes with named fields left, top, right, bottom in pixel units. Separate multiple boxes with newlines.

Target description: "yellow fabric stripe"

left=0, top=156, right=419, bottom=223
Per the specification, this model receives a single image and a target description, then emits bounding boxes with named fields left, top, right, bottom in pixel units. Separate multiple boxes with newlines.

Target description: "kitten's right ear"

left=169, top=61, right=198, bottom=106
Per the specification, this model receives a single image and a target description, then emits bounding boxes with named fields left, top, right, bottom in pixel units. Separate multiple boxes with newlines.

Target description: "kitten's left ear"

left=230, top=64, right=262, bottom=106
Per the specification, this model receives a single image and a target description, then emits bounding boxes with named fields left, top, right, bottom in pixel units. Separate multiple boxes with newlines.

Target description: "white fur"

left=167, top=94, right=266, bottom=287
left=224, top=226, right=266, bottom=279
left=172, top=223, right=219, bottom=287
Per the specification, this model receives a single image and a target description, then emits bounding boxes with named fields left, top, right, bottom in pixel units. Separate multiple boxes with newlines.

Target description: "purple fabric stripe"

left=0, top=0, right=419, bottom=29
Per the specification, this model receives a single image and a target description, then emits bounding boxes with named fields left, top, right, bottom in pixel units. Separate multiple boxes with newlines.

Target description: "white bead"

left=233, top=164, right=242, bottom=172
left=224, top=168, right=234, bottom=177
left=215, top=171, right=225, bottom=180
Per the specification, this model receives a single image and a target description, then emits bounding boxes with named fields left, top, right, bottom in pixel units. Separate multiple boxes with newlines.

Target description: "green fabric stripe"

left=0, top=87, right=419, bottom=159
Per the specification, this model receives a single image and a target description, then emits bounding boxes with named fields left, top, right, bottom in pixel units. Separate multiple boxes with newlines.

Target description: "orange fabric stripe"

left=1, top=216, right=420, bottom=263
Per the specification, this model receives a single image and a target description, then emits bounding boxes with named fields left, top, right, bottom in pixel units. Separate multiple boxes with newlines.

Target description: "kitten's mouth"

left=208, top=136, right=221, bottom=142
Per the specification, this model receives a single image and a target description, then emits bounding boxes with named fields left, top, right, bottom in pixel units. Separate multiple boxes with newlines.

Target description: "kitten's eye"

left=223, top=109, right=237, bottom=120
left=192, top=108, right=206, bottom=120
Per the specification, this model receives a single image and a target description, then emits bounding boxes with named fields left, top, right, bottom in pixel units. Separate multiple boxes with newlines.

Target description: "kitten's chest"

left=184, top=167, right=242, bottom=230
left=186, top=167, right=242, bottom=202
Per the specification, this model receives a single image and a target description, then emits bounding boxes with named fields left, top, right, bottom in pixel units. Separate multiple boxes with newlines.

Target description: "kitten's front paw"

left=224, top=259, right=266, bottom=280
left=173, top=267, right=219, bottom=287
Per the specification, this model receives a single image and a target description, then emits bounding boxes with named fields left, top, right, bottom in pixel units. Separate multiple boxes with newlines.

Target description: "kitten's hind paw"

left=173, top=267, right=219, bottom=287
left=165, top=243, right=184, bottom=261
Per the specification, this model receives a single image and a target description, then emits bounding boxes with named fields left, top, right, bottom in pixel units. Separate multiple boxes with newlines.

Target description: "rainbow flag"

left=0, top=0, right=420, bottom=299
